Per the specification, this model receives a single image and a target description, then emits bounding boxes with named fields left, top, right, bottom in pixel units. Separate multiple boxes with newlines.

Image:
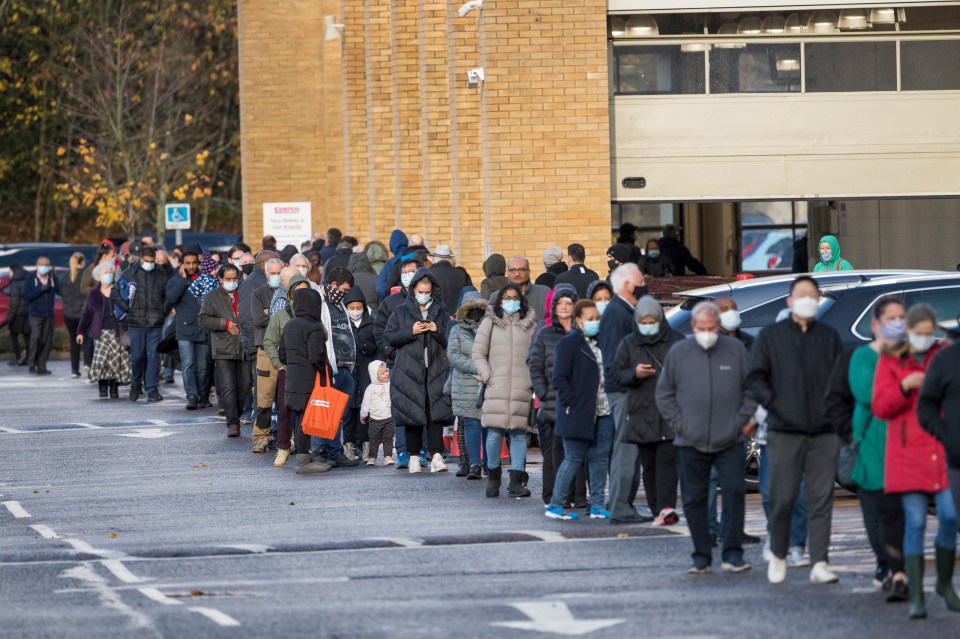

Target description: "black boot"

left=98, top=381, right=109, bottom=398
left=486, top=466, right=502, bottom=498
left=109, top=381, right=119, bottom=399
left=508, top=470, right=532, bottom=498
left=456, top=463, right=469, bottom=477
left=935, top=546, right=960, bottom=612
left=906, top=555, right=927, bottom=619
left=467, top=464, right=483, bottom=480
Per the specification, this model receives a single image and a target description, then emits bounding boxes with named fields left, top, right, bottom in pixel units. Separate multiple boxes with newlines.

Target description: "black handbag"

left=836, top=420, right=873, bottom=491
left=475, top=382, right=486, bottom=409
left=156, top=315, right=179, bottom=354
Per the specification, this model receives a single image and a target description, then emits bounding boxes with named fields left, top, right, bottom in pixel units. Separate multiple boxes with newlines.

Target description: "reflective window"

left=805, top=42, right=897, bottom=92
left=741, top=201, right=807, bottom=272
left=901, top=41, right=960, bottom=90
left=613, top=46, right=705, bottom=95
left=922, top=287, right=960, bottom=333
left=709, top=44, right=801, bottom=93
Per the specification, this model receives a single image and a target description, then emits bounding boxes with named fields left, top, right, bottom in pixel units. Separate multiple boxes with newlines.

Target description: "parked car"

left=162, top=231, right=241, bottom=252
left=741, top=230, right=794, bottom=271
left=0, top=245, right=97, bottom=270
left=0, top=266, right=69, bottom=330
left=666, top=270, right=939, bottom=337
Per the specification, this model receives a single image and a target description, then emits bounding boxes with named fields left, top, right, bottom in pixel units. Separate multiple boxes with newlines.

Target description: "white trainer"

left=762, top=538, right=773, bottom=562
left=768, top=557, right=787, bottom=585
left=430, top=453, right=448, bottom=473
left=409, top=455, right=421, bottom=474
left=787, top=546, right=811, bottom=568
left=809, top=561, right=839, bottom=584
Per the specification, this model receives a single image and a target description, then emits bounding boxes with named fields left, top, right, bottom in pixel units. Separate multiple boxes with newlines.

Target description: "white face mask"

left=719, top=309, right=742, bottom=331
left=298, top=266, right=309, bottom=277
left=595, top=300, right=609, bottom=316
left=908, top=332, right=935, bottom=354
left=347, top=309, right=364, bottom=322
left=401, top=272, right=415, bottom=288
left=694, top=331, right=719, bottom=350
left=791, top=296, right=819, bottom=320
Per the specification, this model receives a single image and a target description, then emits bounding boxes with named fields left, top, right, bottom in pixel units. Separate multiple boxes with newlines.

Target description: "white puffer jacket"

left=360, top=359, right=392, bottom=421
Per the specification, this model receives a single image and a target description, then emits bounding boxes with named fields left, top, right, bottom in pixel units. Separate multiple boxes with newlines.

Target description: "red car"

left=0, top=266, right=68, bottom=330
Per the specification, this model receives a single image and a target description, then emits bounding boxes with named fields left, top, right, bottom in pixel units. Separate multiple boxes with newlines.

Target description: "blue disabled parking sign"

left=164, top=203, right=191, bottom=230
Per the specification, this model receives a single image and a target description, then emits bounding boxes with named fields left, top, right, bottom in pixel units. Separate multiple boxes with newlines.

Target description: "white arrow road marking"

left=62, top=538, right=126, bottom=559
left=30, top=524, right=61, bottom=539
left=217, top=544, right=274, bottom=554
left=2, top=500, right=31, bottom=518
left=492, top=601, right=624, bottom=636
left=189, top=607, right=241, bottom=627
left=72, top=422, right=104, bottom=430
left=102, top=559, right=147, bottom=584
left=116, top=429, right=176, bottom=439
left=61, top=565, right=154, bottom=630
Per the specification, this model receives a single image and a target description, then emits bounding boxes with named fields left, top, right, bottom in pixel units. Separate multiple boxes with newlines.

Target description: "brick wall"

left=238, top=0, right=612, bottom=283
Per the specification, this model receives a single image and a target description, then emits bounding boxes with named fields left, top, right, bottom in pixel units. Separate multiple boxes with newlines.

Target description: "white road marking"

left=492, top=601, right=624, bottom=636
left=61, top=564, right=154, bottom=630
left=2, top=500, right=31, bottom=518
left=137, top=587, right=182, bottom=606
left=72, top=422, right=104, bottom=430
left=116, top=429, right=176, bottom=439
left=0, top=426, right=25, bottom=433
left=189, top=607, right=241, bottom=627
left=102, top=559, right=147, bottom=584
left=146, top=419, right=169, bottom=427
left=30, top=524, right=61, bottom=539
left=513, top=530, right=566, bottom=543
left=62, top=538, right=125, bottom=559
left=217, top=544, right=273, bottom=554
left=374, top=537, right=424, bottom=547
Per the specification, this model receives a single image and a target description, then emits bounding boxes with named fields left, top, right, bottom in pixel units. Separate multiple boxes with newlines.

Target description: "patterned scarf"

left=188, top=252, right=220, bottom=303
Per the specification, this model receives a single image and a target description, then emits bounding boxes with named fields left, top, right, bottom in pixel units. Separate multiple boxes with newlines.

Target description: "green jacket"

left=849, top=345, right=887, bottom=491
left=812, top=235, right=854, bottom=272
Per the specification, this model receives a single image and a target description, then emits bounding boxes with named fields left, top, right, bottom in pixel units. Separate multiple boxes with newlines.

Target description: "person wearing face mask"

left=490, top=257, right=549, bottom=325
left=61, top=252, right=89, bottom=378
left=77, top=262, right=129, bottom=399
left=609, top=296, right=684, bottom=525
left=605, top=244, right=633, bottom=278
left=248, top=258, right=286, bottom=453
left=374, top=257, right=422, bottom=373
left=587, top=280, right=613, bottom=318
left=873, top=304, right=957, bottom=620
left=385, top=268, right=452, bottom=474
left=715, top=297, right=754, bottom=352
left=164, top=252, right=212, bottom=410
left=812, top=235, right=853, bottom=273
left=847, top=296, right=909, bottom=602
left=473, top=283, right=537, bottom=495
left=347, top=251, right=381, bottom=315
left=527, top=285, right=587, bottom=507
left=112, top=247, right=170, bottom=401
left=553, top=244, right=599, bottom=299
left=638, top=239, right=675, bottom=279
left=20, top=256, right=61, bottom=375
left=546, top=300, right=614, bottom=520
left=238, top=253, right=256, bottom=278
left=449, top=292, right=490, bottom=479
left=237, top=250, right=280, bottom=424
left=342, top=285, right=377, bottom=462
left=198, top=264, right=250, bottom=438
left=655, top=301, right=758, bottom=574
left=746, top=276, right=843, bottom=586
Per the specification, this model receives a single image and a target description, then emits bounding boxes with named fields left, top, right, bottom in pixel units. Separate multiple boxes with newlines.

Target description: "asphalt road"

left=0, top=359, right=956, bottom=638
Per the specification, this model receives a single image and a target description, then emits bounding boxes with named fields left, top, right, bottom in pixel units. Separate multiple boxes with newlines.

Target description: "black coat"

left=552, top=329, right=601, bottom=441
left=4, top=269, right=30, bottom=333
left=112, top=264, right=167, bottom=328
left=373, top=289, right=407, bottom=364
left=383, top=268, right=452, bottom=427
left=344, top=286, right=378, bottom=409
left=526, top=289, right=577, bottom=424
left=324, top=248, right=353, bottom=273
left=554, top=264, right=599, bottom=299
left=165, top=275, right=206, bottom=342
left=534, top=262, right=567, bottom=289
left=59, top=274, right=87, bottom=320
left=238, top=268, right=265, bottom=358
left=598, top=295, right=635, bottom=394
left=611, top=322, right=684, bottom=444
left=279, top=289, right=329, bottom=413
left=429, top=261, right=472, bottom=315
left=659, top=236, right=707, bottom=276
left=918, top=342, right=960, bottom=469
left=252, top=282, right=276, bottom=348
left=822, top=348, right=856, bottom=444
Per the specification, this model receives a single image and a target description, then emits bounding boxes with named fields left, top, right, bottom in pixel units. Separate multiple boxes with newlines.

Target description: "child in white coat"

left=360, top=360, right=394, bottom=465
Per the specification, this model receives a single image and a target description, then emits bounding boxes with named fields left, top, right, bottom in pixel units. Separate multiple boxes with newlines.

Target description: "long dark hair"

left=493, top=283, right=528, bottom=319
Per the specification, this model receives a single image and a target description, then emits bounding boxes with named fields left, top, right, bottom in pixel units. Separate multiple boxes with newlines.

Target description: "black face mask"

left=607, top=259, right=619, bottom=271
left=241, top=264, right=255, bottom=276
left=634, top=285, right=649, bottom=299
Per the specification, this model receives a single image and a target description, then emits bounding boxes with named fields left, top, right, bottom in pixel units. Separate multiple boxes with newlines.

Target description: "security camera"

left=458, top=0, right=482, bottom=18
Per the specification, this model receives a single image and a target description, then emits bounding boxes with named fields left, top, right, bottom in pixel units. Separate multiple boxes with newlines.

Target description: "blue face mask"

left=879, top=318, right=906, bottom=343
left=820, top=250, right=832, bottom=263
left=582, top=320, right=601, bottom=337
left=268, top=274, right=281, bottom=288
left=595, top=301, right=609, bottom=316
left=502, top=299, right=521, bottom=315
left=637, top=322, right=659, bottom=336
left=37, top=265, right=51, bottom=275
left=647, top=250, right=660, bottom=259
left=223, top=281, right=238, bottom=292
left=415, top=293, right=432, bottom=306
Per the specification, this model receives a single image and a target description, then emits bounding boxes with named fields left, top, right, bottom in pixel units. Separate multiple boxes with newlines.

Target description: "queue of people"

left=4, top=227, right=959, bottom=620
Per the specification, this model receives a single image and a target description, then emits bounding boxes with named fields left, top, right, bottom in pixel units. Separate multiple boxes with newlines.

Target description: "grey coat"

left=198, top=287, right=242, bottom=360
left=447, top=298, right=488, bottom=419
left=472, top=306, right=536, bottom=431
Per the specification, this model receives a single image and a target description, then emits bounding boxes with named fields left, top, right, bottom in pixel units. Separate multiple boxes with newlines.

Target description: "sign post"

left=262, top=202, right=312, bottom=250
left=164, top=203, right=191, bottom=246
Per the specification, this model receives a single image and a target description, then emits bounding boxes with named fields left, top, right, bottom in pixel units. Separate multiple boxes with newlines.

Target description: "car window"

left=922, top=287, right=960, bottom=326
left=851, top=290, right=924, bottom=340
left=741, top=295, right=788, bottom=328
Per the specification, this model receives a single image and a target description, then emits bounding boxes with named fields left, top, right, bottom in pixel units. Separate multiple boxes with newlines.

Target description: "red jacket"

left=873, top=343, right=948, bottom=494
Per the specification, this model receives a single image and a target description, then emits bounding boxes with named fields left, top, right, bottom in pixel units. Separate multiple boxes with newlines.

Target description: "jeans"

left=177, top=339, right=211, bottom=399
left=486, top=428, right=527, bottom=472
left=463, top=418, right=483, bottom=466
left=540, top=420, right=587, bottom=506
left=758, top=444, right=808, bottom=549
left=128, top=326, right=162, bottom=393
left=216, top=358, right=251, bottom=427
left=901, top=489, right=957, bottom=556
left=311, top=366, right=354, bottom=457
left=549, top=415, right=614, bottom=509
left=677, top=443, right=746, bottom=567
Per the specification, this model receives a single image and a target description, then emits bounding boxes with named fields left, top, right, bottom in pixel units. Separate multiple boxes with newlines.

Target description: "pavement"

left=0, top=358, right=957, bottom=638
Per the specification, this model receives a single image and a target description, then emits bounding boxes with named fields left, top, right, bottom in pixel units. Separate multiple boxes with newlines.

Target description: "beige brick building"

left=238, top=0, right=613, bottom=283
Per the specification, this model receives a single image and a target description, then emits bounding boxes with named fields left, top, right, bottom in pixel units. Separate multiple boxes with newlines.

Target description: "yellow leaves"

left=108, top=532, right=118, bottom=539
left=173, top=188, right=185, bottom=200
left=159, top=152, right=169, bottom=160
left=149, top=142, right=157, bottom=150
left=195, top=149, right=208, bottom=167
left=56, top=147, right=66, bottom=156
left=183, top=113, right=193, bottom=125
left=192, top=187, right=204, bottom=200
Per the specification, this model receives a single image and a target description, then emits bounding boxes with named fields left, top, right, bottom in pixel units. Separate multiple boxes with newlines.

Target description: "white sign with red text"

left=262, top=202, right=312, bottom=249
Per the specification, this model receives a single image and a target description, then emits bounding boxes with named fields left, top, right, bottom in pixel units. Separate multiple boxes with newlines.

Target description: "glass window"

left=614, top=46, right=705, bottom=95
left=805, top=42, right=897, bottom=92
left=901, top=41, right=960, bottom=90
left=922, top=287, right=960, bottom=330
left=709, top=44, right=801, bottom=94
left=740, top=201, right=808, bottom=272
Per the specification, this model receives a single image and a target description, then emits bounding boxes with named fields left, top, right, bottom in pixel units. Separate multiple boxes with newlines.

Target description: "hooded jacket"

left=383, top=268, right=453, bottom=426
left=480, top=254, right=508, bottom=300
left=655, top=335, right=758, bottom=453
left=360, top=359, right=392, bottom=422
left=918, top=342, right=960, bottom=470
left=279, top=288, right=329, bottom=413
left=366, top=243, right=388, bottom=275
left=527, top=285, right=578, bottom=424
left=448, top=294, right=488, bottom=419
left=611, top=297, right=685, bottom=444
left=375, top=230, right=409, bottom=300
left=263, top=274, right=310, bottom=369
left=344, top=285, right=377, bottom=408
left=347, top=252, right=380, bottom=314
left=473, top=302, right=537, bottom=431
left=586, top=279, right=612, bottom=303
left=374, top=287, right=408, bottom=364
left=812, top=235, right=854, bottom=272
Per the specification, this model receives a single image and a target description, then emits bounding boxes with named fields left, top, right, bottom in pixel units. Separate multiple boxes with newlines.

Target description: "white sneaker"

left=430, top=453, right=448, bottom=473
left=787, top=546, right=811, bottom=568
left=768, top=557, right=787, bottom=585
left=809, top=561, right=839, bottom=584
left=409, top=455, right=421, bottom=473
left=762, top=538, right=773, bottom=562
